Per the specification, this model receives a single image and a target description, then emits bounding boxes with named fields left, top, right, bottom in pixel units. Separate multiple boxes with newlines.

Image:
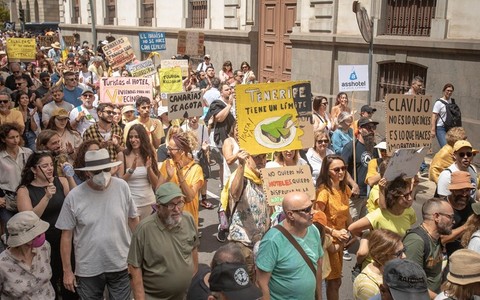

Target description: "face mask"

left=92, top=171, right=111, bottom=188
left=31, top=233, right=46, bottom=248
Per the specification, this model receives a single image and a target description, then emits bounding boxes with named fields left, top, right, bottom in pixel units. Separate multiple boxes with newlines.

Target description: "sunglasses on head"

left=458, top=151, right=473, bottom=158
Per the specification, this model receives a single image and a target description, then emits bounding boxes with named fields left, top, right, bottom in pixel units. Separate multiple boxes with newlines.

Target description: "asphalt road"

left=198, top=162, right=436, bottom=300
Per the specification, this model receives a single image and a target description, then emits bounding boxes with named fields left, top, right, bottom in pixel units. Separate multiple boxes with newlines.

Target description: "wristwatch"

left=127, top=168, right=134, bottom=174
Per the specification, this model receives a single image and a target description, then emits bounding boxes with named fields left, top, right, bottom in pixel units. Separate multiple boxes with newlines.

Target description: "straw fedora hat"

left=51, top=41, right=61, bottom=49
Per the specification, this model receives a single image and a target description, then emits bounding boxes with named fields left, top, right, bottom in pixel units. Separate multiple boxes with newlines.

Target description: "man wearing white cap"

left=196, top=54, right=214, bottom=73
left=56, top=149, right=139, bottom=299
left=69, top=87, right=98, bottom=135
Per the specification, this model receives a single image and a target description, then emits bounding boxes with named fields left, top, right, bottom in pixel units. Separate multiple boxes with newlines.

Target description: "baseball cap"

left=383, top=259, right=429, bottom=300
left=52, top=108, right=70, bottom=119
left=448, top=171, right=474, bottom=190
left=204, top=54, right=211, bottom=59
left=209, top=263, right=262, bottom=300
left=453, top=140, right=479, bottom=154
left=40, top=72, right=50, bottom=80
left=157, top=106, right=168, bottom=117
left=155, top=182, right=185, bottom=204
left=121, top=105, right=135, bottom=114
left=81, top=87, right=94, bottom=95
left=361, top=105, right=376, bottom=114
left=358, top=117, right=379, bottom=128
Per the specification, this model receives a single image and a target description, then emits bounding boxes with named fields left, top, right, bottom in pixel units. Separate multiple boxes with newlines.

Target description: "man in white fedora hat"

left=55, top=148, right=139, bottom=299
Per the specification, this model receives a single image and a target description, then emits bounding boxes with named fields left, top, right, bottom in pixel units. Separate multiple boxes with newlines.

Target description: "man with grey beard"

left=341, top=117, right=379, bottom=221
left=128, top=182, right=199, bottom=300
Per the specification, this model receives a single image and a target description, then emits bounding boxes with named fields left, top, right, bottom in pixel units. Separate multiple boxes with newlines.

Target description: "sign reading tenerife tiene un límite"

left=235, top=81, right=313, bottom=155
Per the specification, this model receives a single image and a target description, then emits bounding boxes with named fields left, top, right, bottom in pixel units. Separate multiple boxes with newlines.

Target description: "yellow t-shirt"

left=366, top=207, right=416, bottom=237
left=366, top=184, right=380, bottom=213
left=0, top=110, right=24, bottom=133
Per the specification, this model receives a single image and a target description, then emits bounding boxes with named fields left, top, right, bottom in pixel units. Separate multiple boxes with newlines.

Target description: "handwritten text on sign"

left=261, top=165, right=315, bottom=206
left=6, top=38, right=36, bottom=61
left=99, top=77, right=152, bottom=105
left=139, top=32, right=166, bottom=52
left=167, top=91, right=203, bottom=120
left=102, top=36, right=135, bottom=68
left=126, top=59, right=156, bottom=77
left=385, top=94, right=432, bottom=156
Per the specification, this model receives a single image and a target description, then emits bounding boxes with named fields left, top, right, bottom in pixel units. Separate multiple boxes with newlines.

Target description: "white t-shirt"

left=433, top=98, right=450, bottom=127
left=437, top=163, right=478, bottom=198
left=69, top=105, right=98, bottom=136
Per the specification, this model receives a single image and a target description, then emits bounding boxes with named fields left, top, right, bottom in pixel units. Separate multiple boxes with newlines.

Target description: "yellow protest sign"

left=99, top=77, right=153, bottom=105
left=6, top=38, right=36, bottom=61
left=385, top=94, right=433, bottom=155
left=158, top=67, right=183, bottom=100
left=235, top=81, right=313, bottom=155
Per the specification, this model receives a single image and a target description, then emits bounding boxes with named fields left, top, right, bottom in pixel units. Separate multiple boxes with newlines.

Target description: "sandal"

left=200, top=199, right=214, bottom=209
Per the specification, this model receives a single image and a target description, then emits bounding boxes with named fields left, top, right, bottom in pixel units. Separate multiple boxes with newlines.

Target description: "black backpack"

left=436, top=98, right=462, bottom=131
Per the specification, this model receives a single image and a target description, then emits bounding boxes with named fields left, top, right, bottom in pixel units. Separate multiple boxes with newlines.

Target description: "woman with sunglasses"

left=240, top=61, right=256, bottom=84
left=117, top=124, right=160, bottom=220
left=353, top=229, right=406, bottom=300
left=13, top=91, right=40, bottom=151
left=307, top=130, right=334, bottom=184
left=314, top=154, right=353, bottom=300
left=313, top=96, right=335, bottom=133
left=330, top=92, right=351, bottom=122
left=16, top=151, right=75, bottom=299
left=219, top=60, right=234, bottom=83
left=46, top=108, right=82, bottom=162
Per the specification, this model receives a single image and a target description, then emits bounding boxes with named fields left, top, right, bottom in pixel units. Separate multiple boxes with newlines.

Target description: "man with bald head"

left=256, top=192, right=323, bottom=300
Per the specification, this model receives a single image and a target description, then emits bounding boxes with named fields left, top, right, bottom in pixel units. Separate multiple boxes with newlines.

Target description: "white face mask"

left=92, top=171, right=111, bottom=188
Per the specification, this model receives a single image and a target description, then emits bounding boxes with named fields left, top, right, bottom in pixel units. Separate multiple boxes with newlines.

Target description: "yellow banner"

left=158, top=67, right=183, bottom=100
left=6, top=38, right=36, bottom=61
left=236, top=81, right=313, bottom=155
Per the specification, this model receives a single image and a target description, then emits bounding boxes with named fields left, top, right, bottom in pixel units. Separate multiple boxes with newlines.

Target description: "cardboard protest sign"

left=235, top=81, right=313, bottom=155
left=38, top=35, right=58, bottom=47
left=139, top=32, right=166, bottom=52
left=6, top=38, right=36, bottom=61
left=384, top=147, right=428, bottom=181
left=167, top=91, right=203, bottom=120
left=126, top=59, right=156, bottom=77
left=338, top=65, right=369, bottom=92
left=385, top=94, right=432, bottom=155
left=177, top=31, right=204, bottom=56
left=161, top=59, right=189, bottom=77
left=158, top=67, right=183, bottom=100
left=62, top=36, right=75, bottom=47
left=261, top=165, right=315, bottom=206
left=102, top=36, right=135, bottom=68
left=99, top=77, right=152, bottom=105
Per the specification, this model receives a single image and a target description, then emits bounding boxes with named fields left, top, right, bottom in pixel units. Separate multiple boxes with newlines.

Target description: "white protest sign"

left=126, top=59, right=156, bottom=77
left=167, top=91, right=203, bottom=120
left=384, top=147, right=428, bottom=181
left=161, top=59, right=189, bottom=77
left=99, top=77, right=153, bottom=105
left=338, top=65, right=369, bottom=92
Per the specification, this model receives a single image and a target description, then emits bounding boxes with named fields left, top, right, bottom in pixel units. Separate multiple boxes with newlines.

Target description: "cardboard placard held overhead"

left=261, top=165, right=315, bottom=206
left=177, top=31, right=205, bottom=56
left=338, top=65, right=369, bottom=92
left=167, top=91, right=203, bottom=120
left=158, top=67, right=183, bottom=100
left=385, top=94, right=432, bottom=156
left=99, top=77, right=153, bottom=105
left=235, top=81, right=313, bottom=155
left=6, top=38, right=36, bottom=61
left=62, top=36, right=76, bottom=47
left=139, top=32, right=166, bottom=52
left=384, top=147, right=429, bottom=181
left=161, top=59, right=189, bottom=77
left=102, top=36, right=135, bottom=69
left=126, top=59, right=156, bottom=77
left=38, top=35, right=58, bottom=47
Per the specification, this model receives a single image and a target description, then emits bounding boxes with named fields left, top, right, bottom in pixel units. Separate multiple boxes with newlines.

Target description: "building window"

left=141, top=0, right=154, bottom=26
left=188, top=0, right=207, bottom=28
left=377, top=62, right=427, bottom=101
left=385, top=0, right=436, bottom=36
left=72, top=0, right=79, bottom=24
left=105, top=0, right=115, bottom=25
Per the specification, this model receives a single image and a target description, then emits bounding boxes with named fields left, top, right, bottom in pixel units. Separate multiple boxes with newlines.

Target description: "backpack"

left=436, top=98, right=462, bottom=131
left=403, top=226, right=431, bottom=267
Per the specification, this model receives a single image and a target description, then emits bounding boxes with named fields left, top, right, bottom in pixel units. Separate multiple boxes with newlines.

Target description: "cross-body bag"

left=274, top=225, right=318, bottom=299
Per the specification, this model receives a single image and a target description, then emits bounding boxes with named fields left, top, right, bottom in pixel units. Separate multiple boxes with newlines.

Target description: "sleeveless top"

left=222, top=137, right=240, bottom=184
left=127, top=166, right=156, bottom=207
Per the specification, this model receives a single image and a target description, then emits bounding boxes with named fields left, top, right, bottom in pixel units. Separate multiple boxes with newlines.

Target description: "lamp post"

left=89, top=0, right=96, bottom=49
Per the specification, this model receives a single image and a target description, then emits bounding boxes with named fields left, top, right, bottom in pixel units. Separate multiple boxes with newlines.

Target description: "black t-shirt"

left=341, top=140, right=378, bottom=197
left=445, top=202, right=474, bottom=256
left=186, top=264, right=210, bottom=300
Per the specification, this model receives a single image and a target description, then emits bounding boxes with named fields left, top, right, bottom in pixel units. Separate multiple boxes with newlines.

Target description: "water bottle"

left=63, top=164, right=75, bottom=177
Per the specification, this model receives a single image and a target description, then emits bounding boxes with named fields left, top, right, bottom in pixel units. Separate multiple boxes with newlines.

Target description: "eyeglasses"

left=330, top=166, right=347, bottom=173
left=400, top=191, right=412, bottom=199
left=394, top=247, right=407, bottom=258
left=91, top=167, right=112, bottom=175
left=161, top=200, right=185, bottom=210
left=452, top=188, right=472, bottom=195
left=316, top=139, right=329, bottom=144
left=458, top=152, right=473, bottom=158
left=0, top=100, right=9, bottom=104
left=102, top=110, right=114, bottom=115
left=41, top=78, right=50, bottom=82
left=290, top=204, right=313, bottom=214
left=437, top=212, right=455, bottom=221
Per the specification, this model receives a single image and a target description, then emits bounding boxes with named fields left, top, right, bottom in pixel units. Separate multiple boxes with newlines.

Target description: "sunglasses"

left=291, top=204, right=313, bottom=214
left=102, top=110, right=115, bottom=115
left=458, top=151, right=473, bottom=158
left=316, top=139, right=329, bottom=144
left=330, top=166, right=347, bottom=173
left=0, top=99, right=9, bottom=104
left=91, top=167, right=112, bottom=175
left=41, top=78, right=50, bottom=82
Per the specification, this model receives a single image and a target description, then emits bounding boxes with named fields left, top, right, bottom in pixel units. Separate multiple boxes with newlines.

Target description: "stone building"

left=11, top=0, right=59, bottom=23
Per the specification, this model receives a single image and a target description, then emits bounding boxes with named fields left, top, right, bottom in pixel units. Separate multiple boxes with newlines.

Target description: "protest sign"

left=6, top=38, right=36, bottom=61
left=63, top=36, right=75, bottom=47
left=126, top=59, right=156, bottom=77
left=177, top=31, right=205, bottom=56
left=38, top=35, right=58, bottom=47
left=102, top=36, right=135, bottom=68
left=261, top=165, right=315, bottom=206
left=99, top=77, right=152, bottom=105
left=167, top=91, right=203, bottom=120
left=139, top=32, right=166, bottom=52
left=158, top=67, right=183, bottom=100
left=384, top=147, right=428, bottom=181
left=161, top=59, right=189, bottom=77
left=235, top=81, right=313, bottom=155
left=338, top=65, right=369, bottom=92
left=385, top=94, right=432, bottom=155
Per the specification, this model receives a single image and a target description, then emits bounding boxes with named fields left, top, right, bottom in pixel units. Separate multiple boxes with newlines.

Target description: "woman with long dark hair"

left=16, top=151, right=76, bottom=299
left=330, top=92, right=351, bottom=121
left=117, top=124, right=160, bottom=220
left=13, top=91, right=39, bottom=150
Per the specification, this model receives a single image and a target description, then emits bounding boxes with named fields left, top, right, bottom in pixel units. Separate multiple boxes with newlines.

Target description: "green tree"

left=0, top=6, right=9, bottom=23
